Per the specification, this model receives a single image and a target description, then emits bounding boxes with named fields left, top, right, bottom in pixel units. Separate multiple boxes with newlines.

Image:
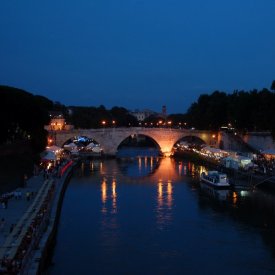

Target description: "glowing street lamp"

left=102, top=120, right=106, bottom=127
left=48, top=138, right=53, bottom=146
left=112, top=120, right=116, bottom=127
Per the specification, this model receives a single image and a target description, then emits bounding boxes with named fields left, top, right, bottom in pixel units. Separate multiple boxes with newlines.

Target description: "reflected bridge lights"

left=157, top=179, right=173, bottom=209
left=101, top=178, right=118, bottom=214
left=157, top=179, right=174, bottom=226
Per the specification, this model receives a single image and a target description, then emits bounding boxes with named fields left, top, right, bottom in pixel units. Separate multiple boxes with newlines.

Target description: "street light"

left=102, top=120, right=106, bottom=126
left=112, top=120, right=116, bottom=127
left=48, top=138, right=53, bottom=146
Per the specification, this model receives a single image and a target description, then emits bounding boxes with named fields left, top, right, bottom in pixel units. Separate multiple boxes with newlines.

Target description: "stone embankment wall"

left=28, top=164, right=75, bottom=274
left=220, top=131, right=275, bottom=153
left=241, top=132, right=275, bottom=151
left=220, top=132, right=253, bottom=152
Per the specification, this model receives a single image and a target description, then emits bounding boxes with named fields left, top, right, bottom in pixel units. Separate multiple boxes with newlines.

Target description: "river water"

left=49, top=156, right=275, bottom=275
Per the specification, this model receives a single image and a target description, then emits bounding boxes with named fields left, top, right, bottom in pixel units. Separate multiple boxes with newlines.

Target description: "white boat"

left=200, top=181, right=230, bottom=201
left=200, top=170, right=230, bottom=188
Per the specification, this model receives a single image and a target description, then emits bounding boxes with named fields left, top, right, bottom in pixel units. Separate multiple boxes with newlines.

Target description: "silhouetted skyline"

left=1, top=0, right=275, bottom=113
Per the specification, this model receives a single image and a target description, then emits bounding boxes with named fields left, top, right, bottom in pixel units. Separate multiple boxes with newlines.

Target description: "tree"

left=271, top=80, right=275, bottom=91
left=0, top=85, right=52, bottom=153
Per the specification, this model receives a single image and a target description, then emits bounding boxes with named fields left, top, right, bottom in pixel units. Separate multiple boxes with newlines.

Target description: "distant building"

left=131, top=109, right=157, bottom=122
left=161, top=105, right=167, bottom=118
left=44, top=111, right=74, bottom=131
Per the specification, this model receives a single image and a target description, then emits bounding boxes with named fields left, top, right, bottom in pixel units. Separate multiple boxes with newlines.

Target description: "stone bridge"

left=52, top=127, right=220, bottom=156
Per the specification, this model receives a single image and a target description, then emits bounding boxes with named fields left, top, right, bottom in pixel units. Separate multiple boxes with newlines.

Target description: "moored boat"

left=200, top=170, right=230, bottom=188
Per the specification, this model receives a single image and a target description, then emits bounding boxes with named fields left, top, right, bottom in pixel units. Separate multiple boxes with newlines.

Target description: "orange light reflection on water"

left=158, top=180, right=163, bottom=207
left=112, top=179, right=117, bottom=213
left=167, top=180, right=173, bottom=209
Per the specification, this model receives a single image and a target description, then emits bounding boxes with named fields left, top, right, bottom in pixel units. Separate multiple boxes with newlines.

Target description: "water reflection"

left=101, top=178, right=107, bottom=213
left=117, top=156, right=161, bottom=178
left=156, top=179, right=174, bottom=230
left=199, top=182, right=230, bottom=201
left=167, top=180, right=173, bottom=208
left=101, top=178, right=117, bottom=215
left=50, top=157, right=275, bottom=274
left=112, top=179, right=117, bottom=214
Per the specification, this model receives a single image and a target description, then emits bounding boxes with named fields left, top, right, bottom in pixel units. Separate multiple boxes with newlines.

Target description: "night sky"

left=1, top=1, right=275, bottom=113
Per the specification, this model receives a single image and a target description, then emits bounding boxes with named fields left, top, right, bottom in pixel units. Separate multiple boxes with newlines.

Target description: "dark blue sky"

left=1, top=1, right=275, bottom=113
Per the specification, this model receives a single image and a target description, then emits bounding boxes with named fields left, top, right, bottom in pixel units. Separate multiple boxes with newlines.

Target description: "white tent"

left=70, top=147, right=79, bottom=155
left=64, top=142, right=77, bottom=150
left=46, top=145, right=62, bottom=153
left=86, top=142, right=95, bottom=149
left=41, top=150, right=56, bottom=161
left=92, top=145, right=101, bottom=153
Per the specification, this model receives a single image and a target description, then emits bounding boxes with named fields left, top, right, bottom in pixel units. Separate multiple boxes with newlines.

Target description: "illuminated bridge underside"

left=54, top=128, right=219, bottom=156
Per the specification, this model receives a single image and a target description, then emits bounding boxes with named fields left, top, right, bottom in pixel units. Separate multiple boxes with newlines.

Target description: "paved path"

left=0, top=174, right=46, bottom=248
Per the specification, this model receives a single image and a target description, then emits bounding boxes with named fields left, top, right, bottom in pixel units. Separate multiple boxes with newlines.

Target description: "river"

left=49, top=156, right=275, bottom=274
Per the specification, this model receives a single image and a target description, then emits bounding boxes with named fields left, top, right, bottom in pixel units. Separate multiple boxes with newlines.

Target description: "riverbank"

left=173, top=150, right=275, bottom=190
left=28, top=161, right=75, bottom=274
left=0, top=160, right=75, bottom=274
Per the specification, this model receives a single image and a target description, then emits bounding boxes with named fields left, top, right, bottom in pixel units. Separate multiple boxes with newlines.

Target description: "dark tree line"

left=0, top=85, right=54, bottom=152
left=68, top=106, right=138, bottom=128
left=186, top=87, right=275, bottom=133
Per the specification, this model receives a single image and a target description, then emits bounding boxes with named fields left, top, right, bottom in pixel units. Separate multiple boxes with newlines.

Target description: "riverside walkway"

left=0, top=160, right=74, bottom=274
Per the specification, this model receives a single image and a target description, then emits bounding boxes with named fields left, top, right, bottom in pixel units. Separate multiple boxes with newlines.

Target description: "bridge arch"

left=116, top=134, right=161, bottom=157
left=117, top=134, right=161, bottom=149
left=62, top=135, right=100, bottom=147
left=174, top=135, right=206, bottom=146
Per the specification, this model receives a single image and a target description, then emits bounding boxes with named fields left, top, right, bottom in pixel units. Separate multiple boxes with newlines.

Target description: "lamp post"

left=101, top=120, right=106, bottom=132
left=211, top=134, right=217, bottom=147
